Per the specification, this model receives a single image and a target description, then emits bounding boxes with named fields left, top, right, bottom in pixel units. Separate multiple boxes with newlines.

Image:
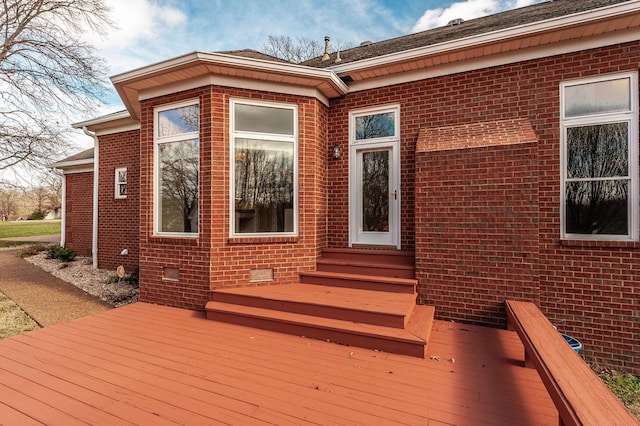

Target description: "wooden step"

left=211, top=284, right=415, bottom=328
left=299, top=270, right=416, bottom=294
left=316, top=258, right=415, bottom=279
left=320, top=248, right=416, bottom=266
left=205, top=301, right=433, bottom=358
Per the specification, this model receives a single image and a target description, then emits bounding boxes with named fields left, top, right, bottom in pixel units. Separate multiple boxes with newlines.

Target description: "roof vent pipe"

left=322, top=35, right=330, bottom=61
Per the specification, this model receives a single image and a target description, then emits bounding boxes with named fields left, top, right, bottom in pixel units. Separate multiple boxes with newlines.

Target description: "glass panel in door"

left=362, top=150, right=389, bottom=232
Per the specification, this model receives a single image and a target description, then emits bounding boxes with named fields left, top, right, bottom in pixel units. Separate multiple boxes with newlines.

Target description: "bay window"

left=560, top=72, right=638, bottom=240
left=154, top=100, right=200, bottom=235
left=231, top=100, right=297, bottom=236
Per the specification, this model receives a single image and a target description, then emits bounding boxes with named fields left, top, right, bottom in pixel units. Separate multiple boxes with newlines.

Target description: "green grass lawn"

left=0, top=220, right=61, bottom=239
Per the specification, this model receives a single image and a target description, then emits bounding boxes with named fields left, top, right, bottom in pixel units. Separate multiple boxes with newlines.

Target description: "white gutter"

left=83, top=126, right=99, bottom=269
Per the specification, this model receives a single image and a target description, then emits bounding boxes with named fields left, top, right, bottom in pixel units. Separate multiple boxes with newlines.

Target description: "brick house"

left=52, top=0, right=640, bottom=373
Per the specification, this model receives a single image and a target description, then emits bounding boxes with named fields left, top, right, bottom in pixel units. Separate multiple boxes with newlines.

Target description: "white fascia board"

left=329, top=1, right=640, bottom=75
left=72, top=110, right=133, bottom=129
left=48, top=158, right=94, bottom=170
left=111, top=51, right=349, bottom=95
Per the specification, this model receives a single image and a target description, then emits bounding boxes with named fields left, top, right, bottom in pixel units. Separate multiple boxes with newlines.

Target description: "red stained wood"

left=0, top=303, right=559, bottom=425
left=505, top=300, right=639, bottom=426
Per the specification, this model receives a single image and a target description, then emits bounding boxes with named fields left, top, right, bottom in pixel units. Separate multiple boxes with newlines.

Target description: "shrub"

left=27, top=210, right=45, bottom=220
left=46, top=245, right=76, bottom=262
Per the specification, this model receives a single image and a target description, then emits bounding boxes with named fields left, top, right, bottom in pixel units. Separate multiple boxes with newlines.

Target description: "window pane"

left=565, top=180, right=628, bottom=235
left=159, top=139, right=199, bottom=233
left=566, top=123, right=628, bottom=179
left=235, top=138, right=294, bottom=233
left=362, top=150, right=389, bottom=232
left=565, top=78, right=630, bottom=117
left=355, top=112, right=395, bottom=140
left=158, top=105, right=199, bottom=137
left=234, top=103, right=294, bottom=135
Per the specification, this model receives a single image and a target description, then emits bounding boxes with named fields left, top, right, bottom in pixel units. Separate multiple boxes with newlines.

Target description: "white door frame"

left=349, top=141, right=400, bottom=248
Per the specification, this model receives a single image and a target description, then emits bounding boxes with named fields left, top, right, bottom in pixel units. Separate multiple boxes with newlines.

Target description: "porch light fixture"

left=332, top=143, right=342, bottom=159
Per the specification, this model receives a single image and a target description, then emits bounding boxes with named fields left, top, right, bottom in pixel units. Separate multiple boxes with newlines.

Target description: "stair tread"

left=300, top=270, right=416, bottom=285
left=213, top=283, right=415, bottom=317
left=205, top=301, right=427, bottom=345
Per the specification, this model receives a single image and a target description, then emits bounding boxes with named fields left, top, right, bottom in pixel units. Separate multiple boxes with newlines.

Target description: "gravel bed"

left=24, top=252, right=139, bottom=307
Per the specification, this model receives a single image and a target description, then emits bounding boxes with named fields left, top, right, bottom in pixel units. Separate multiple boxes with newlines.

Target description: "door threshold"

left=350, top=244, right=399, bottom=250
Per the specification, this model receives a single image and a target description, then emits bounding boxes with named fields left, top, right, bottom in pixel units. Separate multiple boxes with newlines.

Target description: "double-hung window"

left=115, top=167, right=127, bottom=199
left=231, top=99, right=297, bottom=236
left=154, top=100, right=200, bottom=235
left=560, top=72, right=638, bottom=240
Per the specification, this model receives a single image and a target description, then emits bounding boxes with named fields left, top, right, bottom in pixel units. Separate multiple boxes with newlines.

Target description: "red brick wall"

left=64, top=171, right=93, bottom=257
left=416, top=143, right=539, bottom=325
left=96, top=130, right=140, bottom=272
left=138, top=86, right=327, bottom=310
left=361, top=41, right=640, bottom=372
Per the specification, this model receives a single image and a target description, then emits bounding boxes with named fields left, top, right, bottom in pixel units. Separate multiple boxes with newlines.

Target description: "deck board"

left=0, top=302, right=557, bottom=425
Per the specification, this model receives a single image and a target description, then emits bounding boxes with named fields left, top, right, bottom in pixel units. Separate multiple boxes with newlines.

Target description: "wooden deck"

left=0, top=302, right=558, bottom=425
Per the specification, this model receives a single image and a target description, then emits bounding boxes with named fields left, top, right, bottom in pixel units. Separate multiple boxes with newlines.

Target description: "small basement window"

left=115, top=167, right=127, bottom=199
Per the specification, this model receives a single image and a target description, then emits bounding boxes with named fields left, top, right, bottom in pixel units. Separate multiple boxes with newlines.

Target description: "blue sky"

left=91, top=0, right=542, bottom=106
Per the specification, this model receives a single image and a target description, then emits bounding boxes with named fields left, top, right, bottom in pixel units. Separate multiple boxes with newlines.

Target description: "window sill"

left=559, top=239, right=640, bottom=249
left=228, top=236, right=299, bottom=245
left=150, top=235, right=201, bottom=246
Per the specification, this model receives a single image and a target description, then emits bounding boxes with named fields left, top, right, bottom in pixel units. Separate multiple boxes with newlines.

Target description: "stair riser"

left=300, top=274, right=415, bottom=294
left=316, top=263, right=415, bottom=279
left=321, top=249, right=415, bottom=266
left=213, top=292, right=407, bottom=328
left=206, top=310, right=426, bottom=358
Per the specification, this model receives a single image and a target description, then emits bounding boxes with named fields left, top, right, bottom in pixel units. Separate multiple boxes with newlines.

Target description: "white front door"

left=349, top=141, right=400, bottom=248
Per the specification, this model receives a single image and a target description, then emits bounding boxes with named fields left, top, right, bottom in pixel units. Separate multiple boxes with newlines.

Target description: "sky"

left=69, top=0, right=543, bottom=149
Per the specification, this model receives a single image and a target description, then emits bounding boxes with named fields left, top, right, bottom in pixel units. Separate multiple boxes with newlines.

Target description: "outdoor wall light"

left=332, top=143, right=342, bottom=159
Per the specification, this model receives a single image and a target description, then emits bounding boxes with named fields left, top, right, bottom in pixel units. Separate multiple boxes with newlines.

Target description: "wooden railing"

left=505, top=299, right=639, bottom=426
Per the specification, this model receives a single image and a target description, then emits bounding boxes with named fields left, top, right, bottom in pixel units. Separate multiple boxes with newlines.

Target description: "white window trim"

left=349, top=104, right=400, bottom=146
left=153, top=99, right=200, bottom=237
left=560, top=71, right=639, bottom=241
left=114, top=167, right=127, bottom=199
left=229, top=98, right=299, bottom=238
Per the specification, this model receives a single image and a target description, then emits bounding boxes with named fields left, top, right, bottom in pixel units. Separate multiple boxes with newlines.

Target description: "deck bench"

left=505, top=299, right=638, bottom=426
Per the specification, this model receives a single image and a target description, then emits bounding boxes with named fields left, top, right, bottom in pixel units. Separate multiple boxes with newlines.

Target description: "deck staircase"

left=205, top=248, right=434, bottom=357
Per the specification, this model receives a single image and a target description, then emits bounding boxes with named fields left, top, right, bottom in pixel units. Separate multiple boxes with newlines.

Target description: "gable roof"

left=303, top=0, right=633, bottom=69
left=49, top=148, right=94, bottom=171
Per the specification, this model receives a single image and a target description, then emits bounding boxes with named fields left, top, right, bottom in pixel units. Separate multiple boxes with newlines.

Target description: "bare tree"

left=0, top=0, right=113, bottom=174
left=30, top=170, right=62, bottom=214
left=263, top=35, right=352, bottom=63
left=0, top=181, right=20, bottom=220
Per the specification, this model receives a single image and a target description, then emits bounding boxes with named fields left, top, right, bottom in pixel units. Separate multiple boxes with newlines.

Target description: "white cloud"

left=412, top=0, right=541, bottom=32
left=97, top=0, right=187, bottom=50
left=82, top=0, right=188, bottom=75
